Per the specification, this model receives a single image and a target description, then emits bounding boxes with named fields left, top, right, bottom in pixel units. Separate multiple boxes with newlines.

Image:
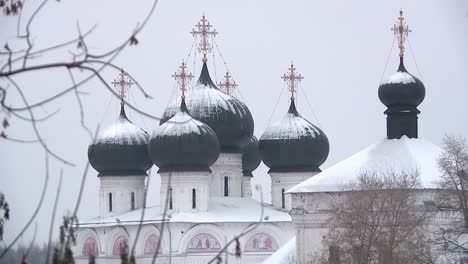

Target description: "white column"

left=270, top=171, right=319, bottom=210
left=241, top=176, right=252, bottom=198
left=209, top=153, right=243, bottom=197
left=99, top=175, right=146, bottom=217
left=159, top=171, right=210, bottom=214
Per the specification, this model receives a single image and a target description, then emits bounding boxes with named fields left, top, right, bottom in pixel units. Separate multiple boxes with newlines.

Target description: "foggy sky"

left=0, top=0, right=467, bottom=245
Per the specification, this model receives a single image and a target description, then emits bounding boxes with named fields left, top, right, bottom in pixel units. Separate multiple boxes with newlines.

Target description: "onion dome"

left=242, top=136, right=261, bottom=176
left=149, top=99, right=220, bottom=173
left=378, top=57, right=425, bottom=109
left=88, top=105, right=152, bottom=176
left=259, top=100, right=329, bottom=173
left=161, top=61, right=254, bottom=153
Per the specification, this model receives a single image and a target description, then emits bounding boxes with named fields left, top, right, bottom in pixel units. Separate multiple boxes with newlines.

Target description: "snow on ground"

left=288, top=136, right=443, bottom=193
left=78, top=197, right=291, bottom=227
left=263, top=236, right=296, bottom=264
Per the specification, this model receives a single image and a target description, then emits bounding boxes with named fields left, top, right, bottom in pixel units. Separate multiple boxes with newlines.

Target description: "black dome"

left=379, top=57, right=425, bottom=108
left=149, top=99, right=220, bottom=173
left=161, top=62, right=254, bottom=153
left=259, top=101, right=329, bottom=173
left=88, top=105, right=152, bottom=176
left=242, top=135, right=261, bottom=176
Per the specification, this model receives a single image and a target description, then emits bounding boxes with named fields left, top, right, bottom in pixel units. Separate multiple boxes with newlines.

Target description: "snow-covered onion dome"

left=160, top=61, right=254, bottom=153
left=259, top=100, right=329, bottom=172
left=379, top=57, right=425, bottom=108
left=149, top=98, right=220, bottom=172
left=242, top=135, right=261, bottom=176
left=88, top=105, right=152, bottom=176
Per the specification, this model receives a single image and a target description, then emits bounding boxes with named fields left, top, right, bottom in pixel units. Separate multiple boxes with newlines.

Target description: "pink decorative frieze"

left=82, top=236, right=98, bottom=256
left=112, top=236, right=128, bottom=256
left=244, top=233, right=278, bottom=252
left=186, top=233, right=221, bottom=253
left=144, top=234, right=162, bottom=255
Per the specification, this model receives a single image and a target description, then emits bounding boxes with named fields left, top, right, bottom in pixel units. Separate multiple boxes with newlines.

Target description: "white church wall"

left=159, top=171, right=210, bottom=213
left=242, top=176, right=252, bottom=197
left=270, top=172, right=318, bottom=211
left=210, top=153, right=243, bottom=197
left=99, top=176, right=146, bottom=217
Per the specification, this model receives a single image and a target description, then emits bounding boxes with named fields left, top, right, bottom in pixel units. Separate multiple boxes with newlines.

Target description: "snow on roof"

left=154, top=110, right=204, bottom=136
left=98, top=115, right=148, bottom=144
left=261, top=112, right=321, bottom=140
left=383, top=71, right=416, bottom=85
left=288, top=136, right=443, bottom=193
left=78, top=197, right=291, bottom=227
left=263, top=236, right=296, bottom=264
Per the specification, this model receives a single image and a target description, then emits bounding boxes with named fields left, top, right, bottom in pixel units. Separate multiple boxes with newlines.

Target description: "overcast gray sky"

left=1, top=0, right=467, bottom=245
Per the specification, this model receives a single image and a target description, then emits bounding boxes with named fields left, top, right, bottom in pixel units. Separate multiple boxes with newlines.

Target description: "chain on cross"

left=112, top=69, right=134, bottom=106
left=391, top=10, right=411, bottom=57
left=217, top=72, right=238, bottom=95
left=281, top=63, right=303, bottom=102
left=173, top=61, right=194, bottom=99
left=191, top=14, right=218, bottom=61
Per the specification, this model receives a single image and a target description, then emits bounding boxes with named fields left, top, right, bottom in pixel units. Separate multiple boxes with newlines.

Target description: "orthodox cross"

left=217, top=72, right=238, bottom=95
left=281, top=63, right=303, bottom=102
left=191, top=14, right=218, bottom=61
left=391, top=10, right=411, bottom=57
left=112, top=69, right=134, bottom=106
left=172, top=61, right=194, bottom=99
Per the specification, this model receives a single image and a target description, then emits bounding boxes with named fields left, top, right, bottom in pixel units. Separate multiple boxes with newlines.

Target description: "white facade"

left=270, top=172, right=318, bottom=211
left=99, top=175, right=146, bottom=217
left=210, top=153, right=244, bottom=197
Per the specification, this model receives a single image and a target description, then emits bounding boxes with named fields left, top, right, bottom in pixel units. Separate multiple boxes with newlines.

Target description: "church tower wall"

left=99, top=175, right=146, bottom=217
left=160, top=171, right=210, bottom=213
left=209, top=153, right=244, bottom=198
left=271, top=171, right=318, bottom=210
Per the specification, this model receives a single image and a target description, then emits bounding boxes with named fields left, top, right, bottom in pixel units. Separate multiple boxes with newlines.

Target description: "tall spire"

left=112, top=69, right=134, bottom=106
left=173, top=61, right=194, bottom=100
left=191, top=14, right=218, bottom=62
left=217, top=71, right=238, bottom=95
left=281, top=62, right=303, bottom=102
left=391, top=10, right=411, bottom=58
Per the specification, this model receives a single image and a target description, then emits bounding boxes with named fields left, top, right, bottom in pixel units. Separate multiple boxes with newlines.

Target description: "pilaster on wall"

left=160, top=171, right=210, bottom=214
left=270, top=171, right=318, bottom=211
left=242, top=176, right=252, bottom=198
left=99, top=175, right=146, bottom=218
left=209, top=153, right=243, bottom=197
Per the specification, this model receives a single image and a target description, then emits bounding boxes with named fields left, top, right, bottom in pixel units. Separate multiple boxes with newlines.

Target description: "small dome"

left=259, top=100, right=329, bottom=173
left=88, top=105, right=152, bottom=176
left=379, top=57, right=425, bottom=109
left=161, top=62, right=254, bottom=153
left=242, top=136, right=261, bottom=176
left=149, top=99, right=220, bottom=172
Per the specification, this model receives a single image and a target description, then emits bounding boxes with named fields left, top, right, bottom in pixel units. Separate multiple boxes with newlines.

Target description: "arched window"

left=144, top=234, right=162, bottom=255
left=244, top=233, right=278, bottom=252
left=82, top=236, right=98, bottom=256
left=112, top=236, right=128, bottom=256
left=186, top=233, right=221, bottom=253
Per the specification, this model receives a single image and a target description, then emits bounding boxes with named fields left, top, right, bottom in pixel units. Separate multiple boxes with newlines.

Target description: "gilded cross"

left=217, top=72, right=238, bottom=95
left=281, top=63, right=303, bottom=102
left=172, top=61, right=194, bottom=99
left=391, top=10, right=411, bottom=57
left=112, top=69, right=134, bottom=106
left=191, top=15, right=218, bottom=60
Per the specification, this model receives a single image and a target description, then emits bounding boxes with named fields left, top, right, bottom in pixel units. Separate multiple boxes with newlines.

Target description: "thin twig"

left=67, top=68, right=92, bottom=139
left=46, top=169, right=63, bottom=264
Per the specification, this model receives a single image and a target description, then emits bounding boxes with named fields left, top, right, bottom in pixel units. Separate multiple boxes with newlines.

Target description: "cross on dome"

left=217, top=71, right=238, bottom=95
left=112, top=69, right=134, bottom=106
left=172, top=61, right=194, bottom=99
left=191, top=14, right=218, bottom=61
left=391, top=10, right=412, bottom=57
left=281, top=63, right=303, bottom=102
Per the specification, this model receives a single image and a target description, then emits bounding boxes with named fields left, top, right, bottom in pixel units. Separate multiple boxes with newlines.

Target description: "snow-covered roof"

left=288, top=136, right=443, bottom=193
left=78, top=197, right=291, bottom=228
left=98, top=110, right=148, bottom=145
left=261, top=111, right=321, bottom=140
left=382, top=71, right=416, bottom=85
left=263, top=236, right=296, bottom=264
